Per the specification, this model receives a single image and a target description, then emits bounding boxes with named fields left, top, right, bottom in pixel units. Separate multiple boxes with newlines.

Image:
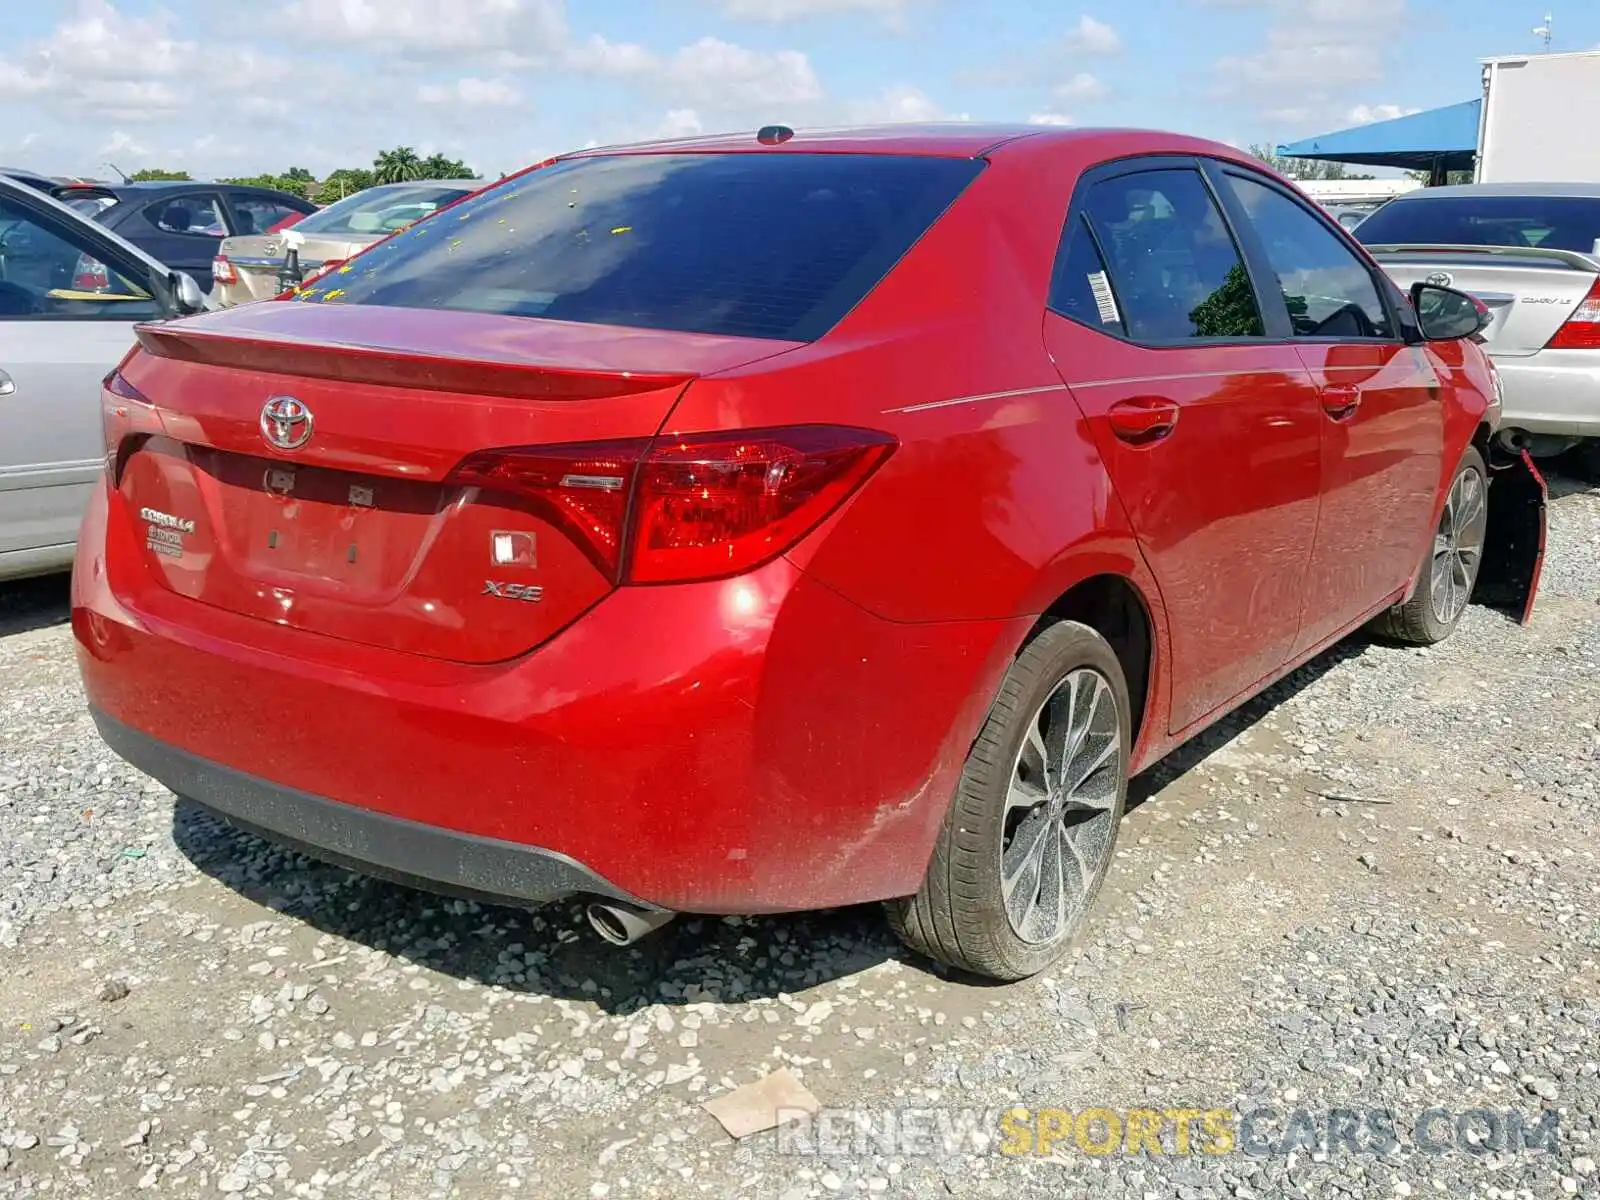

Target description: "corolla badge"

left=1425, top=271, right=1453, bottom=287
left=260, top=396, right=314, bottom=451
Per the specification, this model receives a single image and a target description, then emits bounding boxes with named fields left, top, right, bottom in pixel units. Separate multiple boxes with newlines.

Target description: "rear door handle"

left=1107, top=396, right=1180, bottom=445
left=0, top=369, right=13, bottom=397
left=1321, top=384, right=1361, bottom=420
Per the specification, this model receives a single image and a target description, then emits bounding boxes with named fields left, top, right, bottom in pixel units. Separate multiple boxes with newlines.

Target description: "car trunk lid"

left=1368, top=244, right=1600, bottom=357
left=113, top=302, right=799, bottom=662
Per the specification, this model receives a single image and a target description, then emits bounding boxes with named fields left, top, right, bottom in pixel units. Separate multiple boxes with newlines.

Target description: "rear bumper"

left=74, top=480, right=1024, bottom=914
left=1492, top=350, right=1600, bottom=437
left=93, top=709, right=654, bottom=909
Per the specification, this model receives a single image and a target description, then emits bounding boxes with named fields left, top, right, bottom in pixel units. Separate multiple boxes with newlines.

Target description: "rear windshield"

left=291, top=152, right=984, bottom=341
left=1354, top=194, right=1600, bottom=254
left=296, top=184, right=477, bottom=236
left=58, top=191, right=119, bottom=218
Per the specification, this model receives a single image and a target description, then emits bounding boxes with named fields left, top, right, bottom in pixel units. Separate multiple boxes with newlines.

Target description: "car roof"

left=365, top=179, right=482, bottom=188
left=1389, top=181, right=1600, bottom=201
left=567, top=123, right=1249, bottom=164
left=56, top=180, right=304, bottom=197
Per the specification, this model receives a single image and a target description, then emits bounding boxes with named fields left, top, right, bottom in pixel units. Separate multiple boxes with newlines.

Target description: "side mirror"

left=171, top=270, right=206, bottom=316
left=1409, top=281, right=1490, bottom=341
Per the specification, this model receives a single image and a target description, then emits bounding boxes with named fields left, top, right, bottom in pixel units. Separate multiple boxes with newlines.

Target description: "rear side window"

left=231, top=197, right=305, bottom=236
left=1225, top=174, right=1393, bottom=339
left=145, top=195, right=227, bottom=238
left=1080, top=168, right=1264, bottom=342
left=292, top=153, right=984, bottom=341
left=1049, top=216, right=1126, bottom=336
left=1354, top=193, right=1600, bottom=254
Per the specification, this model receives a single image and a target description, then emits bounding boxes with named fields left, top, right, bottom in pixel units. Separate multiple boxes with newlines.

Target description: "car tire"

left=1369, top=444, right=1489, bottom=646
left=887, top=620, right=1130, bottom=981
left=1567, top=439, right=1600, bottom=484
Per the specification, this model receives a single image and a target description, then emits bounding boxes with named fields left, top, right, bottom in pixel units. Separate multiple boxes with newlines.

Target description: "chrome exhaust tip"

left=585, top=901, right=676, bottom=946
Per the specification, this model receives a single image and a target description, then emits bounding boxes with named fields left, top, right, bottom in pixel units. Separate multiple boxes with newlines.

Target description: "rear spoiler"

left=132, top=323, right=694, bottom=402
left=1364, top=243, right=1600, bottom=272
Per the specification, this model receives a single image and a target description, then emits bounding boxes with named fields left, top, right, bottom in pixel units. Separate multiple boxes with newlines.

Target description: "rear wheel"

left=888, top=621, right=1130, bottom=981
left=1566, top=439, right=1600, bottom=484
left=1370, top=445, right=1488, bottom=646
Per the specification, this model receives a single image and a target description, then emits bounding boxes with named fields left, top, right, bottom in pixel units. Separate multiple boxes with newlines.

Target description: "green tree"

left=1248, top=144, right=1373, bottom=182
left=420, top=152, right=475, bottom=179
left=1190, top=264, right=1265, bottom=338
left=130, top=168, right=191, bottom=181
left=373, top=147, right=424, bottom=183
left=316, top=167, right=376, bottom=202
left=220, top=172, right=312, bottom=196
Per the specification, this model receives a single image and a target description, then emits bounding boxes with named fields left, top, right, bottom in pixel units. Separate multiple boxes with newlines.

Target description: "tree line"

left=125, top=147, right=479, bottom=203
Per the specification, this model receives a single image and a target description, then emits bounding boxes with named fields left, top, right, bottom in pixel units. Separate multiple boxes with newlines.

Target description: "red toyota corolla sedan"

left=74, top=125, right=1539, bottom=980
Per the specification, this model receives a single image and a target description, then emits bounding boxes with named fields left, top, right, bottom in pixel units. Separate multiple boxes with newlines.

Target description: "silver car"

left=0, top=174, right=204, bottom=582
left=1355, top=182, right=1600, bottom=459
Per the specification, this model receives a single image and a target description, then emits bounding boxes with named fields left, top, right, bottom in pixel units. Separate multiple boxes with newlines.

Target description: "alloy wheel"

left=1000, top=667, right=1123, bottom=945
left=1430, top=466, right=1487, bottom=625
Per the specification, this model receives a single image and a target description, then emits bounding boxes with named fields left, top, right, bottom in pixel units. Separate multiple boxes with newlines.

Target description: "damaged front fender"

left=1475, top=448, right=1547, bottom=625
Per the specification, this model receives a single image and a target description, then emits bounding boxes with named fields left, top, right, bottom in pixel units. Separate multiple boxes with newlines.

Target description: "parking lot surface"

left=2, top=474, right=1597, bottom=1200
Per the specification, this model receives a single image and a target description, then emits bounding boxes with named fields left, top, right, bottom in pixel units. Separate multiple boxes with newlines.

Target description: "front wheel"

left=887, top=621, right=1130, bottom=981
left=1369, top=445, right=1488, bottom=646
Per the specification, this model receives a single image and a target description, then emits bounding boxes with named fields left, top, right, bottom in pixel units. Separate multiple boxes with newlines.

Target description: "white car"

left=0, top=174, right=205, bottom=582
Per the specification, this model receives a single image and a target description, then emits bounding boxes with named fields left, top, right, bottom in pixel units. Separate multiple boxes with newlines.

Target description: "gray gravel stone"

left=1, top=477, right=1597, bottom=1198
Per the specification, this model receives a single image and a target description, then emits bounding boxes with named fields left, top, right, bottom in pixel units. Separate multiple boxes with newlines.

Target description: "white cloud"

left=1063, top=15, right=1122, bottom=55
left=0, top=0, right=196, bottom=119
left=567, top=34, right=658, bottom=76
left=1054, top=72, right=1107, bottom=102
left=280, top=0, right=565, bottom=58
left=658, top=37, right=824, bottom=108
left=659, top=109, right=707, bottom=137
left=715, top=0, right=912, bottom=20
left=1346, top=103, right=1420, bottom=125
left=418, top=77, right=522, bottom=106
left=1028, top=112, right=1076, bottom=126
left=845, top=85, right=969, bottom=123
left=1213, top=0, right=1404, bottom=132
left=99, top=130, right=149, bottom=159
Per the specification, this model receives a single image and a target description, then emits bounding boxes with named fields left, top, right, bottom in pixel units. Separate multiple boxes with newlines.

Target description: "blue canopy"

left=1277, top=99, right=1480, bottom=176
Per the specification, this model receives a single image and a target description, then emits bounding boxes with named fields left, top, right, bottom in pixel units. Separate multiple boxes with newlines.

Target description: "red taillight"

left=212, top=255, right=237, bottom=285
left=1546, top=277, right=1600, bottom=350
left=629, top=427, right=895, bottom=583
left=72, top=254, right=110, bottom=292
left=448, top=439, right=651, bottom=579
left=446, top=426, right=895, bottom=584
left=101, top=367, right=157, bottom=479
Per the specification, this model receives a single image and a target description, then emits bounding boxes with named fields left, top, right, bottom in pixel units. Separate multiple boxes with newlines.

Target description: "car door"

left=0, top=188, right=167, bottom=570
left=1211, top=165, right=1445, bottom=657
left=1042, top=159, right=1324, bottom=734
left=131, top=190, right=230, bottom=290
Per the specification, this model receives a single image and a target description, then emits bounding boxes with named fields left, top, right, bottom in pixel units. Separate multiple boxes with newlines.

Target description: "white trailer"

left=1477, top=50, right=1600, bottom=183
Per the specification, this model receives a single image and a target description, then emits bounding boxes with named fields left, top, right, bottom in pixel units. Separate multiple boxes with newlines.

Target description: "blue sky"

left=1, top=0, right=1595, bottom=180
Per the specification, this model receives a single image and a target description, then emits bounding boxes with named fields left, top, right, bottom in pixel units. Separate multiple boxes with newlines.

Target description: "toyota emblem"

left=1425, top=271, right=1453, bottom=287
left=260, top=396, right=314, bottom=451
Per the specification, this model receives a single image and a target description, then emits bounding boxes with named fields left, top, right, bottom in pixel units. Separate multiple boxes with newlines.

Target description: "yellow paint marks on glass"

left=610, top=226, right=632, bottom=235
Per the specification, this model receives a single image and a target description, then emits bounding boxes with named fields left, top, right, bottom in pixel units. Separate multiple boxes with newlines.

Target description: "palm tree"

left=421, top=153, right=474, bottom=180
left=373, top=147, right=424, bottom=184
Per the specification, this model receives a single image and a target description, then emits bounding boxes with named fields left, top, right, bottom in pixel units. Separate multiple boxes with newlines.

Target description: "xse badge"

left=483, top=580, right=544, bottom=603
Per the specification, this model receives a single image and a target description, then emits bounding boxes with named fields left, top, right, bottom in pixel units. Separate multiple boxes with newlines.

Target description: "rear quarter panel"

left=660, top=141, right=1177, bottom=765
left=662, top=143, right=1161, bottom=624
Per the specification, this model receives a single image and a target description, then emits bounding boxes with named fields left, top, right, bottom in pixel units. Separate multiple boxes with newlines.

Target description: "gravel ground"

left=1, top=470, right=1597, bottom=1200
